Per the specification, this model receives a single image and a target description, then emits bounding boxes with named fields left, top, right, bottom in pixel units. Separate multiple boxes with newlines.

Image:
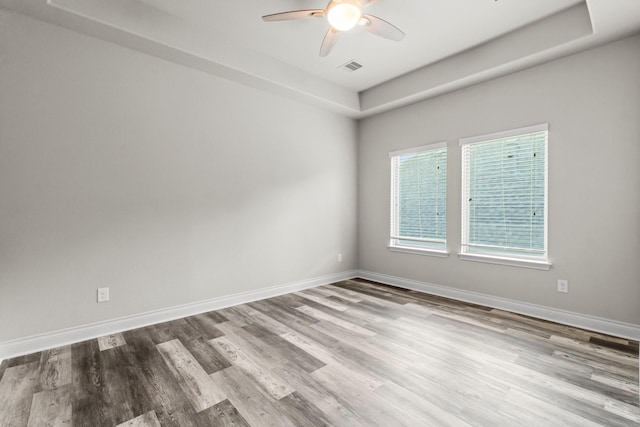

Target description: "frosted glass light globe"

left=327, top=2, right=362, bottom=31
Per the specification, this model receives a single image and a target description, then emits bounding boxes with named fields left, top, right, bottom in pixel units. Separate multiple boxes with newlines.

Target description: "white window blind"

left=460, top=124, right=548, bottom=261
left=390, top=143, right=447, bottom=253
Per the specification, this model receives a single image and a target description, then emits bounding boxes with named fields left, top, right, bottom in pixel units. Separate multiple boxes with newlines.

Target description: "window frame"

left=389, top=142, right=449, bottom=258
left=458, top=124, right=551, bottom=270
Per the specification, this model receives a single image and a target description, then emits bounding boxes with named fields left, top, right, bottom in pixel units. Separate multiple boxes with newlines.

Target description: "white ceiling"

left=136, top=0, right=583, bottom=92
left=2, top=0, right=640, bottom=117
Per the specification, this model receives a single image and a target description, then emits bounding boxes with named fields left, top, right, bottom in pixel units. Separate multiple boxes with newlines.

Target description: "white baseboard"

left=0, top=270, right=358, bottom=359
left=356, top=270, right=640, bottom=341
left=3, top=269, right=636, bottom=360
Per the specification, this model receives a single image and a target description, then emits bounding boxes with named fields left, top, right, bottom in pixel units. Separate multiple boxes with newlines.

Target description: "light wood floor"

left=1, top=278, right=638, bottom=426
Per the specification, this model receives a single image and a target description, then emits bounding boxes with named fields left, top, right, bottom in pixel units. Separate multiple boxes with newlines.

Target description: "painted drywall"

left=358, top=34, right=640, bottom=324
left=0, top=10, right=357, bottom=341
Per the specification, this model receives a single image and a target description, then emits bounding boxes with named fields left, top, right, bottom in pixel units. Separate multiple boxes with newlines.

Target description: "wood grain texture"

left=156, top=339, right=226, bottom=412
left=0, top=359, right=8, bottom=383
left=35, top=346, right=71, bottom=393
left=26, top=385, right=71, bottom=427
left=116, top=410, right=161, bottom=427
left=0, top=362, right=39, bottom=427
left=120, top=329, right=200, bottom=426
left=210, top=366, right=298, bottom=427
left=71, top=339, right=117, bottom=426
left=210, top=336, right=294, bottom=400
left=1, top=278, right=638, bottom=426
left=197, top=399, right=250, bottom=427
left=97, top=333, right=127, bottom=351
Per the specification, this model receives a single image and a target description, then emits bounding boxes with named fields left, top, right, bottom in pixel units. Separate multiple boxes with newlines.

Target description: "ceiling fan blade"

left=361, top=14, right=405, bottom=41
left=320, top=27, right=340, bottom=57
left=262, top=9, right=324, bottom=22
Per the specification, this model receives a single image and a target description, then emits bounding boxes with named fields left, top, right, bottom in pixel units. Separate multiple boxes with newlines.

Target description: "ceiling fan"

left=262, top=0, right=405, bottom=57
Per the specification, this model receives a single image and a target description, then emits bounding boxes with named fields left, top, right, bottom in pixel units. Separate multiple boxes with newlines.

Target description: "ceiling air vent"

left=339, top=60, right=363, bottom=73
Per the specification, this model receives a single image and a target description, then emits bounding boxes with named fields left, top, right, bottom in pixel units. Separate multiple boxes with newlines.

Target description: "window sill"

left=388, top=245, right=449, bottom=258
left=457, top=252, right=551, bottom=270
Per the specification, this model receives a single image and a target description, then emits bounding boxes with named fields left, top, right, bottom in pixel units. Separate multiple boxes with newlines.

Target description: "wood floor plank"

left=121, top=329, right=202, bottom=427
left=310, top=319, right=412, bottom=370
left=331, top=283, right=406, bottom=311
left=6, top=352, right=42, bottom=368
left=0, top=359, right=7, bottom=383
left=99, top=343, right=143, bottom=425
left=295, top=289, right=350, bottom=311
left=298, top=295, right=386, bottom=331
left=1, top=279, right=638, bottom=426
left=71, top=340, right=115, bottom=427
left=604, top=398, right=640, bottom=424
left=210, top=336, right=294, bottom=400
left=234, top=308, right=295, bottom=336
left=98, top=333, right=127, bottom=351
left=500, top=374, right=637, bottom=427
left=344, top=303, right=394, bottom=324
left=215, top=307, right=255, bottom=327
left=278, top=329, right=385, bottom=391
left=268, top=292, right=309, bottom=308
left=214, top=321, right=304, bottom=373
left=504, top=387, right=604, bottom=427
left=116, top=410, right=162, bottom=427
left=340, top=280, right=416, bottom=305
left=468, top=349, right=635, bottom=426
left=550, top=335, right=639, bottom=366
left=275, top=391, right=334, bottom=427
left=197, top=399, right=250, bottom=427
left=269, top=313, right=392, bottom=384
left=203, top=310, right=230, bottom=324
left=296, top=304, right=377, bottom=337
left=310, top=286, right=363, bottom=303
left=241, top=323, right=325, bottom=373
left=388, top=315, right=520, bottom=364
left=156, top=339, right=226, bottom=413
left=170, top=320, right=232, bottom=375
left=590, top=336, right=639, bottom=354
left=256, top=300, right=321, bottom=326
left=375, top=379, right=473, bottom=427
left=0, top=362, right=39, bottom=427
left=27, top=385, right=72, bottom=427
left=491, top=308, right=598, bottom=341
left=483, top=353, right=609, bottom=407
left=183, top=314, right=225, bottom=340
left=210, top=366, right=297, bottom=427
left=272, top=362, right=368, bottom=426
left=147, top=319, right=189, bottom=345
left=36, top=345, right=71, bottom=392
left=310, top=363, right=415, bottom=427
left=516, top=350, right=639, bottom=406
left=591, top=372, right=639, bottom=394
left=392, top=367, right=475, bottom=416
left=553, top=349, right=638, bottom=382
left=278, top=330, right=339, bottom=364
left=324, top=283, right=368, bottom=300
left=73, top=338, right=147, bottom=426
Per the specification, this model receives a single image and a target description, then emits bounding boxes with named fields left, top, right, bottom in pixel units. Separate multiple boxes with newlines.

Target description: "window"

left=460, top=124, right=549, bottom=269
left=389, top=142, right=447, bottom=256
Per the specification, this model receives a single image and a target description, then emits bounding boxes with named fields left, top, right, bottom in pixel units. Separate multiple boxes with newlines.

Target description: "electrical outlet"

left=338, top=253, right=343, bottom=262
left=97, top=287, right=110, bottom=302
left=557, top=280, right=568, bottom=293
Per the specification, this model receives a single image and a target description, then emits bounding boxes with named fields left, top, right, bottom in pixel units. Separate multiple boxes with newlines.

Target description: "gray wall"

left=358, top=34, right=640, bottom=325
left=1, top=9, right=638, bottom=343
left=0, top=11, right=357, bottom=341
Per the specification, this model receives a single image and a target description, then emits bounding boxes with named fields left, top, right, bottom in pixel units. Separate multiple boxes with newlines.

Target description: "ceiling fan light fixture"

left=262, top=0, right=405, bottom=57
left=327, top=0, right=362, bottom=31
